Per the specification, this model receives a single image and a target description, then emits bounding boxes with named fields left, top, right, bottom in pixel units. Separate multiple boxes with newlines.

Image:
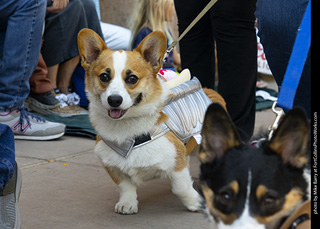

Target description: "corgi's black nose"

left=108, top=95, right=123, bottom=108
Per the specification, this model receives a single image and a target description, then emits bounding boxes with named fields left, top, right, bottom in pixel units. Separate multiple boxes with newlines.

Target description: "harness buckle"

left=268, top=102, right=285, bottom=140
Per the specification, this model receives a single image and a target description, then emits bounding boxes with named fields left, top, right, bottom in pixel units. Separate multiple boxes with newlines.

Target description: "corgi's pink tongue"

left=109, top=109, right=122, bottom=119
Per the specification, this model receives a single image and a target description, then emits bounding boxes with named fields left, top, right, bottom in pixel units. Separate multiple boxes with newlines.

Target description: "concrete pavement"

left=16, top=78, right=277, bottom=228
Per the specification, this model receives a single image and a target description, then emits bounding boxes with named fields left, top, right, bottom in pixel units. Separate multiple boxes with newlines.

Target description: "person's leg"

left=57, top=56, right=80, bottom=94
left=29, top=53, right=53, bottom=95
left=0, top=123, right=20, bottom=229
left=256, top=0, right=311, bottom=118
left=0, top=124, right=15, bottom=191
left=0, top=0, right=66, bottom=140
left=174, top=0, right=216, bottom=89
left=27, top=52, right=60, bottom=110
left=212, top=0, right=257, bottom=142
left=47, top=64, right=59, bottom=89
left=54, top=0, right=96, bottom=94
left=80, top=0, right=104, bottom=38
left=0, top=0, right=46, bottom=111
left=0, top=123, right=22, bottom=229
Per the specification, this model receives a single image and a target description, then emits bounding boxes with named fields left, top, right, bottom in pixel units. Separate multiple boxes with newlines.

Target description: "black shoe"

left=25, top=91, right=60, bottom=113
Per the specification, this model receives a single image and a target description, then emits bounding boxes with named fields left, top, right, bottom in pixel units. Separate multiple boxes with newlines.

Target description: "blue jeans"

left=0, top=124, right=15, bottom=190
left=255, top=0, right=311, bottom=118
left=0, top=0, right=45, bottom=190
left=0, top=0, right=46, bottom=112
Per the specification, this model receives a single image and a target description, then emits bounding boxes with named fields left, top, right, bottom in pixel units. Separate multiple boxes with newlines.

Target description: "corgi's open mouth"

left=108, top=109, right=127, bottom=119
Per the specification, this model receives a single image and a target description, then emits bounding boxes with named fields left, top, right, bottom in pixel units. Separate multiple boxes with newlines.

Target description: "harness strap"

left=280, top=200, right=311, bottom=229
left=276, top=0, right=311, bottom=111
left=288, top=214, right=310, bottom=229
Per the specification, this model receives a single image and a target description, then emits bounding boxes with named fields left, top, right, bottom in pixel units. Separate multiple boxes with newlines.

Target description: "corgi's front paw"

left=115, top=200, right=138, bottom=215
left=185, top=192, right=203, bottom=212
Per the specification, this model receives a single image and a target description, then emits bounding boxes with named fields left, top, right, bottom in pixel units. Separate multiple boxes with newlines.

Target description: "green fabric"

left=255, top=88, right=278, bottom=111
left=34, top=113, right=96, bottom=139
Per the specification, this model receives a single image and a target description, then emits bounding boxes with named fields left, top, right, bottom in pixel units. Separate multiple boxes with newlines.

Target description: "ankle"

left=57, top=86, right=70, bottom=95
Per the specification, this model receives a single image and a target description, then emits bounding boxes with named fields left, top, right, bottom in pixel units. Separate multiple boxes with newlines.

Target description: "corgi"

left=78, top=29, right=225, bottom=215
left=199, top=103, right=310, bottom=228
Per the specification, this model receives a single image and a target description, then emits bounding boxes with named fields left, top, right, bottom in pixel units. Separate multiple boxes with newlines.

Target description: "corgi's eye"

left=125, top=75, right=139, bottom=85
left=100, top=73, right=111, bottom=83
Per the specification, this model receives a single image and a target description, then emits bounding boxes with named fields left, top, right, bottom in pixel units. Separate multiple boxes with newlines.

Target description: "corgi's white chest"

left=95, top=134, right=177, bottom=183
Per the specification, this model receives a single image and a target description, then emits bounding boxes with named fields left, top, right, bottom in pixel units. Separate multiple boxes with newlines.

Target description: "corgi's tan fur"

left=78, top=29, right=209, bottom=214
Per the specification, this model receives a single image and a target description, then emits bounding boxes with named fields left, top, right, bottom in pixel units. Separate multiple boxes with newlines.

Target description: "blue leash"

left=276, top=0, right=311, bottom=111
left=268, top=0, right=311, bottom=139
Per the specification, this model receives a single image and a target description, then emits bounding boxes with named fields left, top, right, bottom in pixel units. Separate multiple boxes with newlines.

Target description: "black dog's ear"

left=269, top=108, right=309, bottom=168
left=199, top=103, right=241, bottom=163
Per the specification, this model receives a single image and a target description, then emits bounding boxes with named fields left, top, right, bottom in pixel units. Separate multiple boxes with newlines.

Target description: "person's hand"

left=47, top=0, right=69, bottom=13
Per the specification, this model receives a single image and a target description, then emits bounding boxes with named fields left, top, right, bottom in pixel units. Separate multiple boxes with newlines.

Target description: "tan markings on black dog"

left=199, top=104, right=309, bottom=228
left=201, top=182, right=239, bottom=225
left=216, top=209, right=238, bottom=225
left=229, top=180, right=239, bottom=195
left=269, top=109, right=308, bottom=168
left=283, top=188, right=304, bottom=212
left=201, top=183, right=215, bottom=215
left=256, top=185, right=268, bottom=200
left=255, top=188, right=304, bottom=225
left=199, top=89, right=228, bottom=161
left=199, top=104, right=240, bottom=164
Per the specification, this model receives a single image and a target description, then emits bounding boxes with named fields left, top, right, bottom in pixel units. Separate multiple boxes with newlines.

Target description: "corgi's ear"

left=199, top=103, right=241, bottom=163
left=78, top=28, right=107, bottom=70
left=269, top=108, right=309, bottom=168
left=135, top=31, right=167, bottom=72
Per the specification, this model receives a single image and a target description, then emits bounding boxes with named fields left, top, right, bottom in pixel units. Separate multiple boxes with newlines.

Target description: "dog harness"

left=100, top=77, right=212, bottom=158
left=280, top=200, right=311, bottom=229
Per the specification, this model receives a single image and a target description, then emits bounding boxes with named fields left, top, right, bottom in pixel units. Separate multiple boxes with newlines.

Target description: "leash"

left=268, top=0, right=311, bottom=139
left=276, top=0, right=311, bottom=111
left=163, top=0, right=219, bottom=61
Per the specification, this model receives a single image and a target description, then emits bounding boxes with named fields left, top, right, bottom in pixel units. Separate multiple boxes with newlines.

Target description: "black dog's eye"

left=125, top=75, right=139, bottom=85
left=218, top=192, right=232, bottom=205
left=262, top=196, right=275, bottom=208
left=100, top=72, right=111, bottom=83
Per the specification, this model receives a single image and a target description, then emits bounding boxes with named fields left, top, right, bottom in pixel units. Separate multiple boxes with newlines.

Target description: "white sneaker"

left=0, top=107, right=65, bottom=140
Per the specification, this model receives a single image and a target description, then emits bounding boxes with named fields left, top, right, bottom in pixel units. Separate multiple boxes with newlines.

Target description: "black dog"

left=199, top=103, right=310, bottom=229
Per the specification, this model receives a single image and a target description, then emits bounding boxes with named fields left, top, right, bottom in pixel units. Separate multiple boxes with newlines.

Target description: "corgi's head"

left=199, top=103, right=309, bottom=229
left=78, top=29, right=167, bottom=120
